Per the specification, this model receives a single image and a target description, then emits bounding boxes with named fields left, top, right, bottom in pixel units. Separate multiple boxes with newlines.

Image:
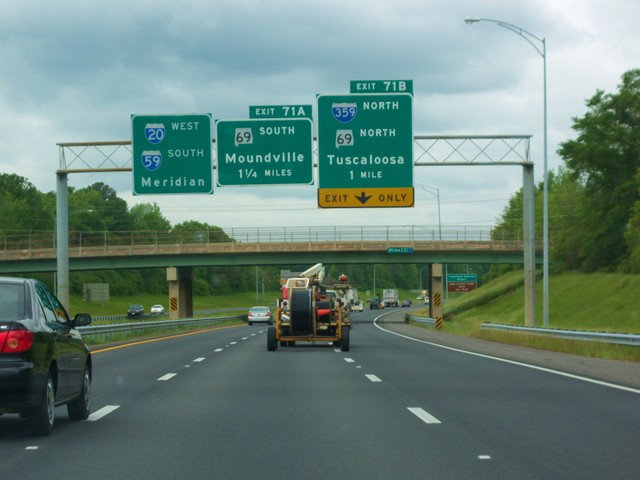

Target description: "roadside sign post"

left=131, top=114, right=213, bottom=195
left=216, top=118, right=313, bottom=186
left=317, top=92, right=413, bottom=208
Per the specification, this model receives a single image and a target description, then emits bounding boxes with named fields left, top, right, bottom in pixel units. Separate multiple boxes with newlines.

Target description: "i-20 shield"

left=145, top=123, right=166, bottom=145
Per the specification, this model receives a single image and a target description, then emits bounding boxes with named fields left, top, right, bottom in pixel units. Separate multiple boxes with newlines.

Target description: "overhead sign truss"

left=57, top=135, right=531, bottom=173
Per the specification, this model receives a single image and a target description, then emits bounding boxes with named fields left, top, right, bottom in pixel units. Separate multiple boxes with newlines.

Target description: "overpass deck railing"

left=1, top=225, right=538, bottom=261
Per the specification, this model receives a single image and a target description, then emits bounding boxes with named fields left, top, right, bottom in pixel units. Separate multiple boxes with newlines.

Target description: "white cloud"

left=1, top=0, right=638, bottom=231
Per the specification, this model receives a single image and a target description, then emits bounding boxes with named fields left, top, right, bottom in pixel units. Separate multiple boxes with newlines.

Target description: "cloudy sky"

left=1, top=0, right=638, bottom=232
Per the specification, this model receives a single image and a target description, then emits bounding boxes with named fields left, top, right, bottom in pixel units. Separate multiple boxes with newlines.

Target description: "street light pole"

left=464, top=16, right=549, bottom=327
left=373, top=264, right=380, bottom=301
left=415, top=183, right=442, bottom=241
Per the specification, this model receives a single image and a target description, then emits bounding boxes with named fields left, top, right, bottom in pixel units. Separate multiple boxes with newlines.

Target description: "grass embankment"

left=411, top=271, right=640, bottom=362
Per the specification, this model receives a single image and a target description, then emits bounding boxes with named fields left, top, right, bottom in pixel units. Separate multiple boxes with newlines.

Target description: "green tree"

left=0, top=173, right=54, bottom=234
left=621, top=170, right=640, bottom=272
left=130, top=203, right=171, bottom=231
left=557, top=69, right=640, bottom=271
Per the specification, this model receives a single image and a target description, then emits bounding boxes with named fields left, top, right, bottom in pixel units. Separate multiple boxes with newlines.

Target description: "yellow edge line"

left=90, top=323, right=245, bottom=354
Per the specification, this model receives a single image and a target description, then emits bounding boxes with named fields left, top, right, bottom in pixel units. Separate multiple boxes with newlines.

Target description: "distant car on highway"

left=247, top=306, right=272, bottom=325
left=370, top=299, right=385, bottom=310
left=0, top=276, right=92, bottom=436
left=127, top=304, right=144, bottom=318
left=150, top=304, right=165, bottom=315
left=401, top=299, right=412, bottom=307
left=350, top=300, right=364, bottom=312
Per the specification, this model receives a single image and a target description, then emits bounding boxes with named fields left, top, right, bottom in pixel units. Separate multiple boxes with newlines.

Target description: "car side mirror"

left=73, top=313, right=92, bottom=327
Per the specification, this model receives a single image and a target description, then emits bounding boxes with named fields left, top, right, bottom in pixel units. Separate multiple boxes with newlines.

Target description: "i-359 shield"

left=331, top=103, right=357, bottom=124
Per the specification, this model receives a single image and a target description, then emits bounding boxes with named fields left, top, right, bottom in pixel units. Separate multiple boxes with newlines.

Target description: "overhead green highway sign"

left=317, top=93, right=413, bottom=208
left=216, top=118, right=313, bottom=186
left=131, top=113, right=213, bottom=195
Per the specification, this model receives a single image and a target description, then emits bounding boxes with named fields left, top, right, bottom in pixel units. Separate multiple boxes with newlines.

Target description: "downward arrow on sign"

left=355, top=192, right=372, bottom=204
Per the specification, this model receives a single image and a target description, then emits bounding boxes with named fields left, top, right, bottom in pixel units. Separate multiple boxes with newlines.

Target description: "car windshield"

left=250, top=307, right=269, bottom=313
left=0, top=283, right=25, bottom=320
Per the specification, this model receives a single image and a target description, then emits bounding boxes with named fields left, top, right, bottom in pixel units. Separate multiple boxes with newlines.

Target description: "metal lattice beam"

left=57, top=135, right=531, bottom=172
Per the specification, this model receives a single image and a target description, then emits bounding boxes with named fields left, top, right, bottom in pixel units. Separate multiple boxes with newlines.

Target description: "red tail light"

left=0, top=328, right=35, bottom=354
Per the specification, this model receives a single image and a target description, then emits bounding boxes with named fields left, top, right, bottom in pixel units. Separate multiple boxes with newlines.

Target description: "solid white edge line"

left=408, top=407, right=442, bottom=424
left=87, top=405, right=120, bottom=421
left=373, top=316, right=640, bottom=395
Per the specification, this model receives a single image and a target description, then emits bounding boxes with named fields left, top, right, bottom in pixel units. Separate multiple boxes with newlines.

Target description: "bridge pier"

left=430, top=263, right=443, bottom=329
left=167, top=267, right=194, bottom=319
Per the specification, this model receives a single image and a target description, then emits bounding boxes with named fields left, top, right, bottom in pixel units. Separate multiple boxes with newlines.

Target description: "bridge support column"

left=167, top=267, right=194, bottom=319
left=431, top=263, right=443, bottom=330
left=56, top=171, right=70, bottom=307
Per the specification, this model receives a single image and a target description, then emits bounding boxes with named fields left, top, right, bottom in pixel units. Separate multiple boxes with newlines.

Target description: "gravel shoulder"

left=377, top=310, right=640, bottom=391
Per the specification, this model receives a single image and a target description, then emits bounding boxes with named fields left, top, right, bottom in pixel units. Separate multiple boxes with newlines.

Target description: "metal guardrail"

left=480, top=323, right=640, bottom=346
left=78, top=315, right=244, bottom=340
left=405, top=314, right=436, bottom=327
left=405, top=315, right=640, bottom=346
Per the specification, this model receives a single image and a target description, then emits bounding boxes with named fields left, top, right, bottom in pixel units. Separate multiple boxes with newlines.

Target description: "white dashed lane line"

left=87, top=405, right=120, bottom=422
left=340, top=353, right=443, bottom=428
left=408, top=407, right=442, bottom=424
left=158, top=373, right=177, bottom=381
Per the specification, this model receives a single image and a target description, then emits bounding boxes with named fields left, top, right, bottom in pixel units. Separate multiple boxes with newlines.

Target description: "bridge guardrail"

left=1, top=225, right=540, bottom=261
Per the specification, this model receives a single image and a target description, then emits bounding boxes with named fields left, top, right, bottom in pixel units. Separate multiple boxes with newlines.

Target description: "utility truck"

left=268, top=264, right=351, bottom=351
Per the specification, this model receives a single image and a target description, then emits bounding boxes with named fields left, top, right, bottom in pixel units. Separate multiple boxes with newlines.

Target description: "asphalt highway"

left=1, top=310, right=638, bottom=479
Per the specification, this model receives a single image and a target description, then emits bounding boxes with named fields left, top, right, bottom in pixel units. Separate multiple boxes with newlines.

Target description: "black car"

left=127, top=304, right=144, bottom=318
left=0, top=277, right=92, bottom=436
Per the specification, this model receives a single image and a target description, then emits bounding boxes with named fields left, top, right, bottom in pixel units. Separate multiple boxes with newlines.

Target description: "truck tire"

left=267, top=326, right=278, bottom=351
left=291, top=289, right=312, bottom=334
left=340, top=326, right=350, bottom=352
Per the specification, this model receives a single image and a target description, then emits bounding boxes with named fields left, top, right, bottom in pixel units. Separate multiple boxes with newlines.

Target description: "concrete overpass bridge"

left=0, top=225, right=540, bottom=273
left=1, top=224, right=540, bottom=323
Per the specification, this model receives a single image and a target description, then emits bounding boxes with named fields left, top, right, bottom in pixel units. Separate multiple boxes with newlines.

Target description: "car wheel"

left=67, top=364, right=91, bottom=420
left=28, top=372, right=55, bottom=436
